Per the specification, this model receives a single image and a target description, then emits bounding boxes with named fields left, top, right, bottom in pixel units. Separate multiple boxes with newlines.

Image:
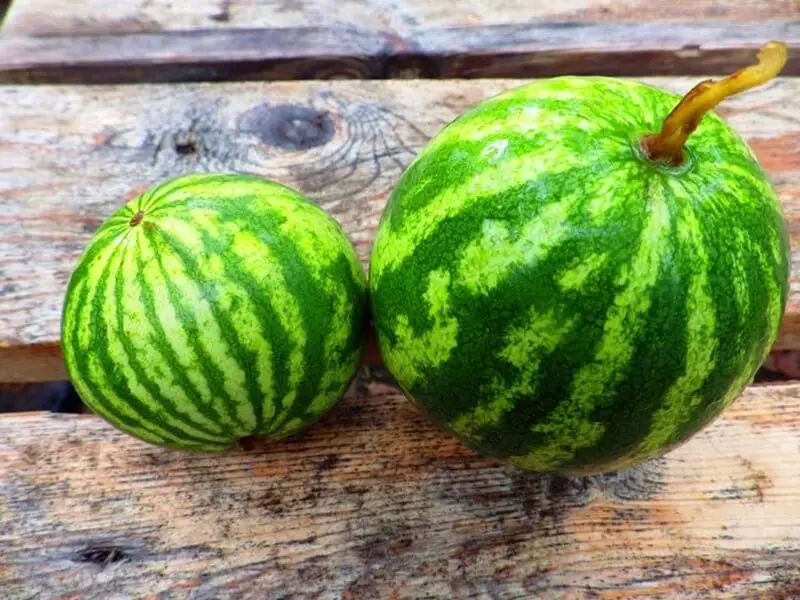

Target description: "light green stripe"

left=75, top=243, right=120, bottom=352
left=155, top=215, right=257, bottom=433
left=510, top=180, right=671, bottom=471
left=119, top=234, right=233, bottom=439
left=138, top=172, right=228, bottom=214
left=101, top=241, right=233, bottom=444
left=306, top=277, right=361, bottom=417
left=559, top=252, right=609, bottom=292
left=716, top=243, right=784, bottom=411
left=270, top=193, right=359, bottom=281
left=381, top=268, right=458, bottom=389
left=730, top=229, right=753, bottom=321
left=223, top=226, right=307, bottom=427
left=756, top=241, right=785, bottom=356
left=420, top=97, right=604, bottom=159
left=63, top=277, right=88, bottom=354
left=450, top=306, right=575, bottom=438
left=372, top=147, right=590, bottom=282
left=712, top=162, right=774, bottom=206
left=586, top=165, right=637, bottom=217
left=636, top=201, right=717, bottom=457
left=456, top=168, right=614, bottom=294
left=134, top=232, right=234, bottom=431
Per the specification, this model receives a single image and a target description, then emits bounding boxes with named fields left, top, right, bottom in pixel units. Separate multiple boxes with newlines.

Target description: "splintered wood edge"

left=1, top=384, right=799, bottom=597
left=0, top=21, right=797, bottom=83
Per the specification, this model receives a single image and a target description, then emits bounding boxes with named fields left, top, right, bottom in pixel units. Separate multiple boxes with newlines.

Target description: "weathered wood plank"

left=4, top=0, right=797, bottom=35
left=1, top=21, right=798, bottom=83
left=1, top=77, right=799, bottom=382
left=2, top=382, right=800, bottom=598
left=2, top=0, right=799, bottom=83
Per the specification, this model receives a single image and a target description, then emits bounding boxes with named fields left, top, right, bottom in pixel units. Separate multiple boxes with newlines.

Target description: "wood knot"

left=238, top=104, right=334, bottom=151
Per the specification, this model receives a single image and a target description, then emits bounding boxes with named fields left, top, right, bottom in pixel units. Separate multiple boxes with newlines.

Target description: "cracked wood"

left=1, top=382, right=800, bottom=598
left=2, top=77, right=800, bottom=382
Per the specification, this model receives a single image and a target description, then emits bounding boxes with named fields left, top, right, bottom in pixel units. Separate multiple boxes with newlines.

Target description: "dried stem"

left=641, top=41, right=788, bottom=166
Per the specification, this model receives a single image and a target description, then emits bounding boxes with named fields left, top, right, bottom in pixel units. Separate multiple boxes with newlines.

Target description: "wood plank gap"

left=0, top=21, right=798, bottom=84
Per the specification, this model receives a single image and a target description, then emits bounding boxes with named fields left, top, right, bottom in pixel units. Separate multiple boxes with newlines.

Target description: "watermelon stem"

left=641, top=41, right=788, bottom=166
left=129, top=210, right=145, bottom=227
left=238, top=435, right=260, bottom=451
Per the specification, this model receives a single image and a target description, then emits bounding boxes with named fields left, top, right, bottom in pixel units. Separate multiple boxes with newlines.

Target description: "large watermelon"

left=370, top=44, right=790, bottom=474
left=62, top=173, right=367, bottom=451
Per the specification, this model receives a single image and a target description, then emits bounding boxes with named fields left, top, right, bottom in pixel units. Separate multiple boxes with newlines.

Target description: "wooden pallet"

left=2, top=0, right=800, bottom=597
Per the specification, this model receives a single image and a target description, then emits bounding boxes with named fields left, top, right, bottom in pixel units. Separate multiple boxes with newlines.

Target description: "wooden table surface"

left=2, top=0, right=800, bottom=598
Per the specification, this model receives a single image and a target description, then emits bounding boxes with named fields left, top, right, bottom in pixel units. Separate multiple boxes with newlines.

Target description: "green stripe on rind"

left=370, top=75, right=790, bottom=474
left=226, top=203, right=366, bottom=437
left=153, top=215, right=299, bottom=434
left=608, top=193, right=718, bottom=468
left=146, top=222, right=263, bottom=436
left=133, top=249, right=238, bottom=437
left=64, top=239, right=231, bottom=451
left=374, top=157, right=643, bottom=446
left=137, top=173, right=365, bottom=434
left=371, top=123, right=626, bottom=285
left=96, top=248, right=233, bottom=448
left=508, top=178, right=671, bottom=471
left=149, top=241, right=249, bottom=435
left=63, top=253, right=189, bottom=449
left=112, top=239, right=233, bottom=443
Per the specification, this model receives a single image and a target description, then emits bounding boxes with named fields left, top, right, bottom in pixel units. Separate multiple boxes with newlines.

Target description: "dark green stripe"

left=155, top=225, right=281, bottom=432
left=670, top=196, right=785, bottom=440
left=63, top=255, right=168, bottom=442
left=323, top=252, right=369, bottom=400
left=133, top=248, right=238, bottom=437
left=233, top=204, right=328, bottom=431
left=110, top=240, right=230, bottom=441
left=570, top=177, right=688, bottom=468
left=73, top=244, right=218, bottom=447
left=386, top=132, right=613, bottom=236
left=197, top=226, right=292, bottom=430
left=142, top=172, right=237, bottom=213
left=467, top=178, right=648, bottom=460
left=373, top=159, right=634, bottom=444
left=147, top=230, right=249, bottom=434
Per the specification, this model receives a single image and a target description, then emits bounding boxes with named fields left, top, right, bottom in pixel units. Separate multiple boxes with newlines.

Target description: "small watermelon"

left=370, top=43, right=791, bottom=474
left=62, top=173, right=367, bottom=451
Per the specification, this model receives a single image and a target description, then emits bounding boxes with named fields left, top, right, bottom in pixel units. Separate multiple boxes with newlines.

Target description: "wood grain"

left=0, top=0, right=798, bottom=83
left=2, top=381, right=800, bottom=598
left=4, top=0, right=797, bottom=35
left=1, top=22, right=798, bottom=83
left=2, top=77, right=800, bottom=382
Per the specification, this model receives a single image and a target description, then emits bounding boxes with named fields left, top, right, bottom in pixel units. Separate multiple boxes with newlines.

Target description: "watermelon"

left=61, top=173, right=367, bottom=451
left=370, top=43, right=791, bottom=474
